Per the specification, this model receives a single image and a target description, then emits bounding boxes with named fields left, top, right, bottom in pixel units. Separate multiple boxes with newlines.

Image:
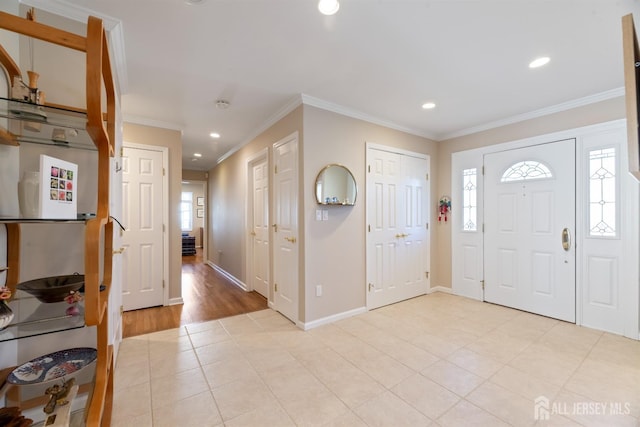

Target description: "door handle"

left=250, top=231, right=256, bottom=236
left=284, top=236, right=296, bottom=243
left=395, top=233, right=411, bottom=238
left=562, top=228, right=571, bottom=251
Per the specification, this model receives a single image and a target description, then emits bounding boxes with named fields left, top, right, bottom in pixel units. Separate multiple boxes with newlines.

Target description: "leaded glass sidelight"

left=589, top=147, right=616, bottom=237
left=463, top=168, right=477, bottom=231
left=500, top=160, right=552, bottom=182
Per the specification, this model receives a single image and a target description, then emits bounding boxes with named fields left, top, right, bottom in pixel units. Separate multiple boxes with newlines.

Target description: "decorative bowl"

left=16, top=274, right=84, bottom=303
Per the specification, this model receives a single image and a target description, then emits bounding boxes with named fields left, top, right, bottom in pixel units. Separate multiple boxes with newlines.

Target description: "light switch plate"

left=315, top=209, right=322, bottom=221
left=322, top=210, right=329, bottom=221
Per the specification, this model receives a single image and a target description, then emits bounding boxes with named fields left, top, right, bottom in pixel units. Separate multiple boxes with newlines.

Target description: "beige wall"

left=209, top=103, right=437, bottom=323
left=302, top=105, right=438, bottom=322
left=208, top=106, right=304, bottom=283
left=124, top=122, right=183, bottom=301
left=435, top=96, right=626, bottom=288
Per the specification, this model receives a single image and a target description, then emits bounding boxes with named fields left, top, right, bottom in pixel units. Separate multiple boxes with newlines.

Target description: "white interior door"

left=273, top=134, right=298, bottom=322
left=366, top=146, right=429, bottom=309
left=484, top=139, right=576, bottom=322
left=121, top=146, right=165, bottom=311
left=249, top=156, right=269, bottom=298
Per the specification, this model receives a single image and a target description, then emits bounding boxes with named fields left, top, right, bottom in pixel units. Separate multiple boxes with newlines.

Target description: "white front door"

left=484, top=139, right=576, bottom=322
left=121, top=146, right=165, bottom=311
left=272, top=133, right=298, bottom=322
left=249, top=155, right=269, bottom=298
left=366, top=146, right=429, bottom=309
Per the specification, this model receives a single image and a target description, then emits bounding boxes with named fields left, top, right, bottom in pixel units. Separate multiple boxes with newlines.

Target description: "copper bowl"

left=16, top=274, right=84, bottom=303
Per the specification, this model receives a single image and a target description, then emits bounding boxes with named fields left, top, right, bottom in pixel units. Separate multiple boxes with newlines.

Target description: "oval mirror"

left=315, top=164, right=357, bottom=206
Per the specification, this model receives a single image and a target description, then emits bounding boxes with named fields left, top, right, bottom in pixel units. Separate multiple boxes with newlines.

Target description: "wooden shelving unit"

left=0, top=10, right=115, bottom=426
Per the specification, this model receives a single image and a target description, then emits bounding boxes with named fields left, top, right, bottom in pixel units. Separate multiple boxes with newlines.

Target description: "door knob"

left=250, top=231, right=256, bottom=236
left=284, top=236, right=297, bottom=243
left=561, top=228, right=571, bottom=251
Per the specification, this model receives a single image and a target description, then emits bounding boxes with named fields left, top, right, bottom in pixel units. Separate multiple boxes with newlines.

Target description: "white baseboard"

left=427, top=286, right=454, bottom=294
left=206, top=261, right=248, bottom=291
left=297, top=306, right=367, bottom=331
left=168, top=297, right=184, bottom=306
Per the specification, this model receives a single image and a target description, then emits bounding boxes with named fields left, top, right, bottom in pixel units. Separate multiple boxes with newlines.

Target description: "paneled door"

left=366, top=146, right=429, bottom=309
left=484, top=139, right=576, bottom=322
left=272, top=133, right=298, bottom=323
left=248, top=154, right=269, bottom=298
left=121, top=146, right=165, bottom=311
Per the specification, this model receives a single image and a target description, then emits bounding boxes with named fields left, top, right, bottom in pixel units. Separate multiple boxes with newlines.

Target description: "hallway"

left=122, top=250, right=267, bottom=337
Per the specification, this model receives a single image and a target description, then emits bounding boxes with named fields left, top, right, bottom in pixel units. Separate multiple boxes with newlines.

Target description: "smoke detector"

left=216, top=100, right=230, bottom=109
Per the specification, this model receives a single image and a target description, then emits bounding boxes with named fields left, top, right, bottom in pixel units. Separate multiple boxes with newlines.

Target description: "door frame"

left=365, top=142, right=431, bottom=310
left=245, top=147, right=270, bottom=298
left=122, top=141, right=170, bottom=307
left=451, top=119, right=639, bottom=339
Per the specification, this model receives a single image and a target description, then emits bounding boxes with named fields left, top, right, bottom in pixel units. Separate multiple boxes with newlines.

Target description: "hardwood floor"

left=122, top=249, right=267, bottom=338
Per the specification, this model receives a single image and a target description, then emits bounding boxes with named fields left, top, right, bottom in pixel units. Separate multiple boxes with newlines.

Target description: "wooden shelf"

left=0, top=9, right=116, bottom=426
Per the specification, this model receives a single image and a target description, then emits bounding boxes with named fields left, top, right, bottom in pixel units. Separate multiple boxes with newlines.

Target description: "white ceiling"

left=24, top=0, right=640, bottom=170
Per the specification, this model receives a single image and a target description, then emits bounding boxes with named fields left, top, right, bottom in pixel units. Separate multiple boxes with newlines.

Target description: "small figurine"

left=43, top=377, right=76, bottom=414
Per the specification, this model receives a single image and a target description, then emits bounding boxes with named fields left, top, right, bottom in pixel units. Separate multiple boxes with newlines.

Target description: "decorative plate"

left=7, top=347, right=97, bottom=385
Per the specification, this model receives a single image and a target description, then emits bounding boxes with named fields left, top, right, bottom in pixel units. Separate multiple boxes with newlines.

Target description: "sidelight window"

left=589, top=147, right=617, bottom=237
left=462, top=168, right=477, bottom=231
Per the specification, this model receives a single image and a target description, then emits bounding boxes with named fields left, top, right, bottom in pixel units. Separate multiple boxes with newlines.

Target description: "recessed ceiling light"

left=185, top=0, right=206, bottom=5
left=422, top=102, right=436, bottom=110
left=529, top=56, right=550, bottom=68
left=318, top=0, right=340, bottom=15
left=210, top=132, right=220, bottom=139
left=191, top=158, right=198, bottom=162
left=194, top=153, right=202, bottom=158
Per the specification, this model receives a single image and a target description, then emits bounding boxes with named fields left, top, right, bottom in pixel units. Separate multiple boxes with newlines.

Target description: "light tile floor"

left=111, top=293, right=640, bottom=426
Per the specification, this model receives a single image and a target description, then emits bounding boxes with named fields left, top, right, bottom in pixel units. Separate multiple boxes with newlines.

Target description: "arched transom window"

left=500, top=160, right=553, bottom=182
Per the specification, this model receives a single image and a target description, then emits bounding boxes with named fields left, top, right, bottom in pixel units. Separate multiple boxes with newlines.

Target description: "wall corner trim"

left=427, top=286, right=454, bottom=295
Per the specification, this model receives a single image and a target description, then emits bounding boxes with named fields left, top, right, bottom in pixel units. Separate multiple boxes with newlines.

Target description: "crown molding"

left=301, top=94, right=439, bottom=141
left=19, top=0, right=129, bottom=94
left=439, top=87, right=625, bottom=141
left=216, top=94, right=304, bottom=164
left=123, top=114, right=184, bottom=133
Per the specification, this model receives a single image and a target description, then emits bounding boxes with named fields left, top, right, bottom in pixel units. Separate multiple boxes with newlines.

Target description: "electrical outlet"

left=316, top=285, right=323, bottom=297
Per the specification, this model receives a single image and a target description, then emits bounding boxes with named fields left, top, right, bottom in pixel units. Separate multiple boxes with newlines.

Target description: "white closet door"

left=366, top=146, right=429, bottom=309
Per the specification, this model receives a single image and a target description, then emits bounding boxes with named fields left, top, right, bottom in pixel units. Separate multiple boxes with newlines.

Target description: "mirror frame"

left=315, top=164, right=357, bottom=206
